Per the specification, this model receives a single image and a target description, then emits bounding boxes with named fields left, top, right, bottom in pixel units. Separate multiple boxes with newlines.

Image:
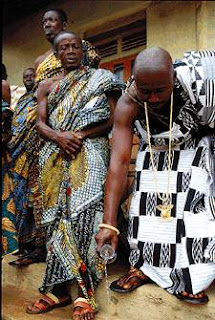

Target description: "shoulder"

left=34, top=49, right=53, bottom=71
left=2, top=80, right=11, bottom=104
left=2, top=80, right=10, bottom=91
left=34, top=55, right=46, bottom=71
left=114, top=93, right=139, bottom=125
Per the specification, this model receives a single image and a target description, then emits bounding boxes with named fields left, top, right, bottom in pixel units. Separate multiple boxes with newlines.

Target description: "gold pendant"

left=156, top=204, right=174, bottom=220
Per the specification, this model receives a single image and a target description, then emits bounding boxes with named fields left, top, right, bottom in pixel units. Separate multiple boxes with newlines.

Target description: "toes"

left=180, top=291, right=206, bottom=300
left=86, top=312, right=94, bottom=320
left=26, top=304, right=40, bottom=313
left=73, top=307, right=81, bottom=320
left=181, top=291, right=189, bottom=297
left=123, top=277, right=135, bottom=289
left=81, top=310, right=93, bottom=320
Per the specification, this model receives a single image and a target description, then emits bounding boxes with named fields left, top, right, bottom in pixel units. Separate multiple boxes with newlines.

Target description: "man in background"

left=8, top=68, right=47, bottom=264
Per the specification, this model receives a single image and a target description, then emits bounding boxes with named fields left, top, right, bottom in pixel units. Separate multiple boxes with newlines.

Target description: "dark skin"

left=28, top=33, right=119, bottom=320
left=34, top=10, right=67, bottom=70
left=23, top=68, right=35, bottom=92
left=95, top=48, right=206, bottom=299
left=2, top=80, right=11, bottom=104
left=2, top=79, right=12, bottom=145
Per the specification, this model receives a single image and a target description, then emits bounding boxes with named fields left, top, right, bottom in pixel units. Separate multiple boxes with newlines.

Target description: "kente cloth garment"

left=127, top=51, right=215, bottom=295
left=10, top=85, right=26, bottom=110
left=39, top=66, right=123, bottom=311
left=8, top=92, right=45, bottom=246
left=35, top=53, right=63, bottom=84
left=2, top=102, right=18, bottom=257
left=35, top=40, right=101, bottom=84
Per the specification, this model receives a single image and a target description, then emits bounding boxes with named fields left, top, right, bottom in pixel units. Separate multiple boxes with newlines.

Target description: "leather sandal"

left=110, top=267, right=152, bottom=293
left=73, top=297, right=96, bottom=319
left=26, top=293, right=72, bottom=314
left=175, top=291, right=209, bottom=305
left=9, top=249, right=46, bottom=267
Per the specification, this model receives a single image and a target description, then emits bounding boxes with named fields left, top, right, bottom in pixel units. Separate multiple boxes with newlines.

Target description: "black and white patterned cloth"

left=127, top=51, right=215, bottom=295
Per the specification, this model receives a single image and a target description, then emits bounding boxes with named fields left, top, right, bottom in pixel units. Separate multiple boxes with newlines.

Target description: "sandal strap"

left=40, top=294, right=58, bottom=307
left=33, top=299, right=52, bottom=311
left=73, top=298, right=93, bottom=312
left=46, top=292, right=60, bottom=304
left=74, top=297, right=89, bottom=304
left=122, top=268, right=147, bottom=284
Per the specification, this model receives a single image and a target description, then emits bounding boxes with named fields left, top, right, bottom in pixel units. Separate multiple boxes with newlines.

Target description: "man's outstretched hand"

left=95, top=228, right=118, bottom=253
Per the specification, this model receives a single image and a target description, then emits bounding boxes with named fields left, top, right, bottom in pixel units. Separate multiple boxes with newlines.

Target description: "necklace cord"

left=144, top=93, right=173, bottom=204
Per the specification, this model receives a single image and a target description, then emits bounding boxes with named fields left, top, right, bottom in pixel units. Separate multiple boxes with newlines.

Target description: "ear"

left=53, top=50, right=58, bottom=57
left=62, top=22, right=67, bottom=31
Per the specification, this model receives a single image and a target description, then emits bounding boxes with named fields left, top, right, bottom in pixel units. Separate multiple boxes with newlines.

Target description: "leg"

left=9, top=245, right=46, bottom=267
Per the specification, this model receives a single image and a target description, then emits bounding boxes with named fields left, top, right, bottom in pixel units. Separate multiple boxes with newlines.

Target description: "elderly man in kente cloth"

left=26, top=31, right=123, bottom=319
left=96, top=48, right=215, bottom=305
left=9, top=8, right=102, bottom=266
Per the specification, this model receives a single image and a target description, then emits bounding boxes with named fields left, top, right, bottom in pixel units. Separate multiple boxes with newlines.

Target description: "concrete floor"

left=2, top=254, right=215, bottom=320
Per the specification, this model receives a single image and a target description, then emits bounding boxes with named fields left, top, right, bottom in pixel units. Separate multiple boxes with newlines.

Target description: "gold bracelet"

left=99, top=223, right=120, bottom=235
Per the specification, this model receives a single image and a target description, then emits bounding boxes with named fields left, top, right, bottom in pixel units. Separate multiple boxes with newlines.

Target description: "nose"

left=25, top=75, right=33, bottom=81
left=43, top=20, right=50, bottom=28
left=67, top=46, right=75, bottom=54
left=148, top=92, right=159, bottom=103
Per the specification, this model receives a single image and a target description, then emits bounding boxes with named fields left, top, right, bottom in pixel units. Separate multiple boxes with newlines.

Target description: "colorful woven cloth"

left=2, top=102, right=18, bottom=257
left=8, top=92, right=44, bottom=246
left=126, top=51, right=215, bottom=296
left=39, top=66, right=123, bottom=311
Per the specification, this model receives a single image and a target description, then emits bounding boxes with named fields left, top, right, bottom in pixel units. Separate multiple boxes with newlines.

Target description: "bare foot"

left=176, top=291, right=209, bottom=304
left=73, top=297, right=95, bottom=320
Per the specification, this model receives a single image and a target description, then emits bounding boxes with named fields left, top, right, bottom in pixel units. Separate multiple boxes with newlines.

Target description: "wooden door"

left=100, top=53, right=136, bottom=82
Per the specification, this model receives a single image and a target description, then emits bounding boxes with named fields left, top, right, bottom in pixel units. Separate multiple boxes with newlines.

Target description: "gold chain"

left=144, top=94, right=173, bottom=205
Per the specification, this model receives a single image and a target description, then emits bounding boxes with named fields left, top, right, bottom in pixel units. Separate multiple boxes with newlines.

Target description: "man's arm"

left=36, top=80, right=82, bottom=158
left=95, top=94, right=138, bottom=251
left=2, top=80, right=11, bottom=105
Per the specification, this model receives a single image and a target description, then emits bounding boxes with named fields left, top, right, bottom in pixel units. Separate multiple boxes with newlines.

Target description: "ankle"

left=51, top=282, right=69, bottom=298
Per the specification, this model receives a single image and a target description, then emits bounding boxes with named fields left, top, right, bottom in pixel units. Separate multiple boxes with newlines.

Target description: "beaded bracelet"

left=99, top=223, right=120, bottom=235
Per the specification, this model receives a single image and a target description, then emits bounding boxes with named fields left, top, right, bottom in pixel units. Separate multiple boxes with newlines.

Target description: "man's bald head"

left=133, top=48, right=175, bottom=109
left=134, top=47, right=174, bottom=79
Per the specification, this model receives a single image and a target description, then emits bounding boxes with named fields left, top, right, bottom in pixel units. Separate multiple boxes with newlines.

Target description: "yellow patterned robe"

left=39, top=66, right=124, bottom=311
